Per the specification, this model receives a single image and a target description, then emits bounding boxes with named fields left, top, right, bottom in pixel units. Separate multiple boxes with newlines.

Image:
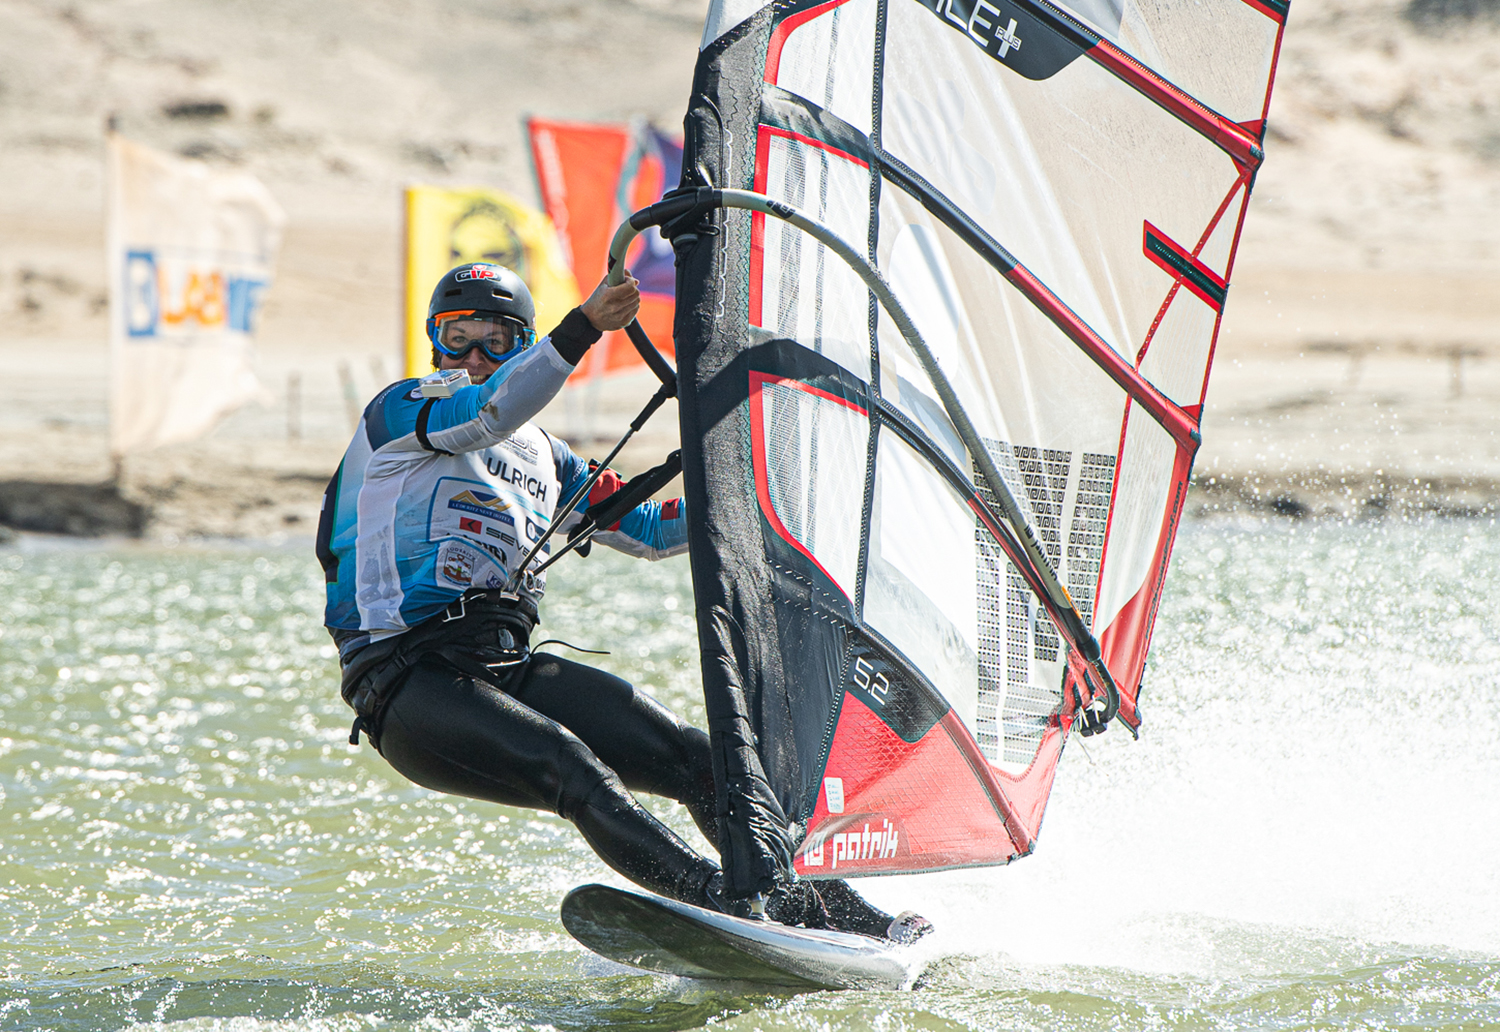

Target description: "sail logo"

left=122, top=249, right=269, bottom=338
left=993, top=17, right=1022, bottom=58
left=918, top=0, right=1086, bottom=81
left=939, top=0, right=1022, bottom=58
left=851, top=655, right=890, bottom=707
left=801, top=819, right=901, bottom=870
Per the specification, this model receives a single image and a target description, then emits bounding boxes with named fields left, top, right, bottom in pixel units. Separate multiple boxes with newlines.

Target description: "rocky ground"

left=0, top=0, right=1497, bottom=541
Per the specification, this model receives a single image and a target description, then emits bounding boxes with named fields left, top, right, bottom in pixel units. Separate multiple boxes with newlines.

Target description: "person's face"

left=435, top=318, right=510, bottom=383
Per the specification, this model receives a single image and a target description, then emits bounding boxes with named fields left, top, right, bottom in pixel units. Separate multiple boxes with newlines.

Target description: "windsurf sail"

left=652, top=0, right=1287, bottom=895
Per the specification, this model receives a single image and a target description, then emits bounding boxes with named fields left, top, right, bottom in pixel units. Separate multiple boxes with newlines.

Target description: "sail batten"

left=666, top=0, right=1285, bottom=890
left=877, top=150, right=1202, bottom=448
left=761, top=75, right=1210, bottom=449
left=911, top=0, right=1267, bottom=166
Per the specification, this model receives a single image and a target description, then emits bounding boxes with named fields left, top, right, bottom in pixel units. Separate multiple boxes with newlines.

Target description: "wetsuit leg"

left=814, top=879, right=895, bottom=938
left=376, top=656, right=718, bottom=907
left=511, top=654, right=895, bottom=937
left=508, top=652, right=719, bottom=846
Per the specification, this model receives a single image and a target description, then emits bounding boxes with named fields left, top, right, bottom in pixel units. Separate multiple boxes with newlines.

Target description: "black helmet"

left=427, top=263, right=535, bottom=327
left=426, top=263, right=537, bottom=367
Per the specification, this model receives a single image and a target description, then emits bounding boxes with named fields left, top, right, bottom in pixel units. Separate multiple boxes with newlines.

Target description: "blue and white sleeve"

left=413, top=341, right=575, bottom=455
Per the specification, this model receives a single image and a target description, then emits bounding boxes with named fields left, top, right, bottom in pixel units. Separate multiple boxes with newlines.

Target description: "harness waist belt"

left=343, top=590, right=539, bottom=747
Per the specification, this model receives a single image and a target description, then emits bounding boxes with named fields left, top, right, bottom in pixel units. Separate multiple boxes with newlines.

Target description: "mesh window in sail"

left=972, top=438, right=1067, bottom=768
left=755, top=129, right=872, bottom=381
left=1011, top=445, right=1069, bottom=663
left=758, top=378, right=867, bottom=602
left=1067, top=452, right=1117, bottom=628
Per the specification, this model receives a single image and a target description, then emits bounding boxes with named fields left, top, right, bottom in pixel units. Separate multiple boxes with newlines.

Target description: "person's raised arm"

left=548, top=275, right=641, bottom=365
left=414, top=275, right=643, bottom=454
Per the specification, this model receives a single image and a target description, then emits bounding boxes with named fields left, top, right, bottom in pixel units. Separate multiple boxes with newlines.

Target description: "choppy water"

left=1, top=518, right=1497, bottom=1031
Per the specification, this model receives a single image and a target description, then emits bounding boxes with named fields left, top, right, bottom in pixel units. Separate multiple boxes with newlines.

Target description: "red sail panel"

left=794, top=694, right=1076, bottom=877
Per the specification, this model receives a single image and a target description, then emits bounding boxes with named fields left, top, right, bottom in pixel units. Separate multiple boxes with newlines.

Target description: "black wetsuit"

left=319, top=303, right=894, bottom=935
left=341, top=593, right=893, bottom=935
left=379, top=646, right=722, bottom=906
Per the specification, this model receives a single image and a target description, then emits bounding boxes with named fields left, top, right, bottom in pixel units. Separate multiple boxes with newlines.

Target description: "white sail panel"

left=753, top=376, right=870, bottom=601
left=879, top=221, right=993, bottom=442
left=1137, top=289, right=1219, bottom=408
left=768, top=0, right=878, bottom=136
left=753, top=127, right=874, bottom=382
left=875, top=187, right=1129, bottom=459
left=883, top=1, right=1246, bottom=367
left=1074, top=0, right=1283, bottom=123
left=864, top=428, right=980, bottom=726
left=1094, top=408, right=1177, bottom=635
left=880, top=56, right=1121, bottom=355
left=1197, top=179, right=1251, bottom=281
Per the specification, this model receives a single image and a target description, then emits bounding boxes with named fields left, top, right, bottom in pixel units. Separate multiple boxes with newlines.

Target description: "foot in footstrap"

left=885, top=910, right=934, bottom=945
left=813, top=879, right=933, bottom=943
left=761, top=880, right=833, bottom=929
left=705, top=875, right=834, bottom=929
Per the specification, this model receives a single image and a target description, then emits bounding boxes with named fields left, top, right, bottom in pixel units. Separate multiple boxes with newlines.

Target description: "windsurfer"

left=317, top=262, right=921, bottom=941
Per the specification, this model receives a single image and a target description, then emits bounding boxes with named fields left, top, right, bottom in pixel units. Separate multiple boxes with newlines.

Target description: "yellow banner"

left=403, top=186, right=580, bottom=378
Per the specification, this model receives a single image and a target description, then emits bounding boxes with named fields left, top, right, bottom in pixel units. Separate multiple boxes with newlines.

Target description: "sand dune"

left=0, top=0, right=1496, bottom=536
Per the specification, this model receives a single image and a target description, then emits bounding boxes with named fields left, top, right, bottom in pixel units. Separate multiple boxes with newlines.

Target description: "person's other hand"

left=580, top=274, right=641, bottom=332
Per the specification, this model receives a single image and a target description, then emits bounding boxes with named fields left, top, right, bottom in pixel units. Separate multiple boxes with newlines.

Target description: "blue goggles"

left=428, top=311, right=536, bottom=363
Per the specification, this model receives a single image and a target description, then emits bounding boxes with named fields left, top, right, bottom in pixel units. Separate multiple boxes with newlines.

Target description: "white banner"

left=107, top=133, right=285, bottom=455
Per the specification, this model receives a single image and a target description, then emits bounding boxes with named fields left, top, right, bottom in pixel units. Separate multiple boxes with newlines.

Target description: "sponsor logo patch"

left=438, top=544, right=476, bottom=587
left=448, top=489, right=513, bottom=519
left=502, top=434, right=540, bottom=463
left=459, top=517, right=483, bottom=535
left=799, top=817, right=901, bottom=870
left=455, top=264, right=499, bottom=281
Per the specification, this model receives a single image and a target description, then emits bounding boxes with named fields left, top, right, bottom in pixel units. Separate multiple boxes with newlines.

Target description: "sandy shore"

left=1, top=0, right=1497, bottom=539
left=0, top=316, right=1494, bottom=542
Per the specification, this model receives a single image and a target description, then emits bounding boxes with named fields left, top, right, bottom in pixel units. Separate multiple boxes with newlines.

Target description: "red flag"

left=527, top=118, right=682, bottom=382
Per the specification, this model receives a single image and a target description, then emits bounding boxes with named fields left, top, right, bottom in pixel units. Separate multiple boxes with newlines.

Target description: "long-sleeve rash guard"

left=317, top=330, right=687, bottom=661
